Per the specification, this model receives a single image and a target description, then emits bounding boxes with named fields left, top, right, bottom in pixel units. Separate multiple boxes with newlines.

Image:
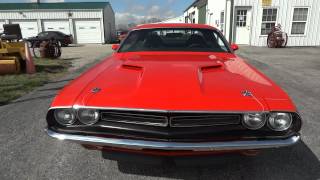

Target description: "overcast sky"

left=1, top=0, right=194, bottom=26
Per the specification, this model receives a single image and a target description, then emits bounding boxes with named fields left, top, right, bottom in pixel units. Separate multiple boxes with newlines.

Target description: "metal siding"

left=43, top=20, right=71, bottom=34
left=11, top=20, right=39, bottom=38
left=313, top=0, right=320, bottom=46
left=0, top=10, right=102, bottom=20
left=184, top=6, right=199, bottom=23
left=198, top=5, right=207, bottom=24
left=235, top=0, right=320, bottom=46
left=74, top=20, right=102, bottom=43
left=206, top=0, right=226, bottom=30
left=0, top=9, right=104, bottom=44
left=0, top=21, right=5, bottom=32
left=251, top=0, right=260, bottom=46
left=309, top=0, right=320, bottom=46
left=0, top=2, right=110, bottom=10
left=103, top=4, right=116, bottom=43
left=235, top=0, right=255, bottom=6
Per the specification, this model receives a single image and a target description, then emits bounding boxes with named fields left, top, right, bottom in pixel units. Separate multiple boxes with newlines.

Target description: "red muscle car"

left=46, top=23, right=301, bottom=157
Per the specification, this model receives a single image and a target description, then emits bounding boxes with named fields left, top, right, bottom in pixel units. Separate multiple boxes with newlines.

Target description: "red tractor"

left=267, top=24, right=288, bottom=48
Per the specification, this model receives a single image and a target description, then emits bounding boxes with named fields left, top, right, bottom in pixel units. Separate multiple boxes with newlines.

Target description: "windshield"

left=119, top=28, right=230, bottom=53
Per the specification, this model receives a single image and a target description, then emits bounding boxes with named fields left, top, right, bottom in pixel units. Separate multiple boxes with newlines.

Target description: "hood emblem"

left=91, top=87, right=101, bottom=94
left=209, top=55, right=217, bottom=60
left=242, top=90, right=253, bottom=97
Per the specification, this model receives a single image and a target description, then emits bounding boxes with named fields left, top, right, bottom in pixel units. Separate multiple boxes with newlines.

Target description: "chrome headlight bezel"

left=53, top=109, right=76, bottom=126
left=268, top=112, right=293, bottom=131
left=77, top=108, right=100, bottom=125
left=242, top=113, right=267, bottom=130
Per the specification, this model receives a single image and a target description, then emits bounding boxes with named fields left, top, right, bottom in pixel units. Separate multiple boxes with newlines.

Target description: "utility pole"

left=229, top=0, right=234, bottom=43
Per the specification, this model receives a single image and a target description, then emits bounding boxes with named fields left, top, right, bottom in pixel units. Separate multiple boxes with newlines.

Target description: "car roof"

left=132, top=23, right=216, bottom=30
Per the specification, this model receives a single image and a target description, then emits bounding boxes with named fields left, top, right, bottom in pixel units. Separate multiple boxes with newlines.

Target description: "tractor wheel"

left=282, top=33, right=288, bottom=47
left=32, top=42, right=41, bottom=58
left=32, top=47, right=41, bottom=58
left=267, top=34, right=277, bottom=48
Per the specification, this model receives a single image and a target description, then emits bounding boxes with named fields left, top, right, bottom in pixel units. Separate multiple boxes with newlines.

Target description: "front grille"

left=170, top=114, right=241, bottom=127
left=101, top=111, right=168, bottom=127
left=101, top=110, right=241, bottom=128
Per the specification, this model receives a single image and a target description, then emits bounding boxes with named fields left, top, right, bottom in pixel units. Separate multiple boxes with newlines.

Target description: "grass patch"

left=0, top=58, right=72, bottom=105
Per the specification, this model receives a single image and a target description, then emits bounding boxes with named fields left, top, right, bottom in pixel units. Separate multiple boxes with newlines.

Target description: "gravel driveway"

left=0, top=45, right=319, bottom=180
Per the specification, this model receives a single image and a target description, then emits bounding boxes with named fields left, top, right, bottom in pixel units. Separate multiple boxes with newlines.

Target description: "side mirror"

left=111, top=44, right=120, bottom=51
left=230, top=43, right=239, bottom=51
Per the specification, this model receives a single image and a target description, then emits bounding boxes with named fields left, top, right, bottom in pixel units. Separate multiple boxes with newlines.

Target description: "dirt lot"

left=62, top=44, right=112, bottom=71
left=0, top=45, right=319, bottom=180
left=0, top=44, right=112, bottom=105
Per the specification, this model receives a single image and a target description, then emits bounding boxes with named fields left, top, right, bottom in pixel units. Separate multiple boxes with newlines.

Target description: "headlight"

left=78, top=109, right=100, bottom=125
left=54, top=109, right=76, bottom=125
left=242, top=113, right=266, bottom=130
left=268, top=112, right=292, bottom=131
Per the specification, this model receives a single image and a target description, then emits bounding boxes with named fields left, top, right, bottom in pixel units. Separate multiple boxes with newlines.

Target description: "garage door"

left=43, top=20, right=70, bottom=35
left=0, top=21, right=5, bottom=32
left=11, top=21, right=38, bottom=38
left=75, top=20, right=102, bottom=43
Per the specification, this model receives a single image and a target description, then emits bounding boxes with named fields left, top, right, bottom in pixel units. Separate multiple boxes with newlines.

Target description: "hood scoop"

left=200, top=62, right=223, bottom=72
left=121, top=64, right=143, bottom=71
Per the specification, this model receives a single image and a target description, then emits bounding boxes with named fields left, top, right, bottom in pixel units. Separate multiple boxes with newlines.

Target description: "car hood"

left=52, top=52, right=295, bottom=111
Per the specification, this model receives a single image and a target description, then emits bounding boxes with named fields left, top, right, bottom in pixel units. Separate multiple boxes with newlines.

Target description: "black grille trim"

left=100, top=110, right=242, bottom=128
left=101, top=111, right=169, bottom=127
left=170, top=114, right=241, bottom=127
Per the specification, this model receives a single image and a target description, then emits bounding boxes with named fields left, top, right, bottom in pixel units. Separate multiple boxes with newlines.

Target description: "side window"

left=261, top=8, right=277, bottom=35
left=120, top=31, right=140, bottom=52
left=212, top=32, right=228, bottom=51
left=38, top=32, right=48, bottom=37
left=291, top=8, right=308, bottom=35
left=185, top=16, right=189, bottom=23
left=192, top=12, right=196, bottom=23
left=190, top=12, right=196, bottom=24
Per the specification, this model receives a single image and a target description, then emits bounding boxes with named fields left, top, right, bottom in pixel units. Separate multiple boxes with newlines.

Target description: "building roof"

left=132, top=23, right=216, bottom=30
left=0, top=2, right=110, bottom=10
left=184, top=0, right=208, bottom=12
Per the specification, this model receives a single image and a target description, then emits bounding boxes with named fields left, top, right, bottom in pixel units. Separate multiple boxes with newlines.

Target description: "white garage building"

left=183, top=0, right=320, bottom=46
left=0, top=2, right=116, bottom=44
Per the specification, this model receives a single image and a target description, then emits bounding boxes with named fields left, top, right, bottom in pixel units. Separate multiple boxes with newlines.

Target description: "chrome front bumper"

left=46, top=129, right=300, bottom=151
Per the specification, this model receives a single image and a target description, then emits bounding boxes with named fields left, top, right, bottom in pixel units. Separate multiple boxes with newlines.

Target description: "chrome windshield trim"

left=46, top=129, right=300, bottom=151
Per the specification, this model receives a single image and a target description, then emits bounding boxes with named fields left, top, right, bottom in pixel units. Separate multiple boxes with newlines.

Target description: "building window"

left=236, top=10, right=247, bottom=27
left=261, top=8, right=277, bottom=35
left=191, top=12, right=196, bottom=23
left=220, top=11, right=225, bottom=33
left=291, top=8, right=308, bottom=35
left=186, top=12, right=196, bottom=24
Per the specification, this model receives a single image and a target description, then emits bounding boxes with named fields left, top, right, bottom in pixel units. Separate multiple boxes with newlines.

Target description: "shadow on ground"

left=61, top=57, right=82, bottom=61
left=102, top=141, right=320, bottom=180
left=67, top=44, right=85, bottom=47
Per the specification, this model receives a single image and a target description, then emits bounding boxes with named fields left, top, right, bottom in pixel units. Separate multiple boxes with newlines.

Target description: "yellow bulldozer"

left=0, top=24, right=34, bottom=75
